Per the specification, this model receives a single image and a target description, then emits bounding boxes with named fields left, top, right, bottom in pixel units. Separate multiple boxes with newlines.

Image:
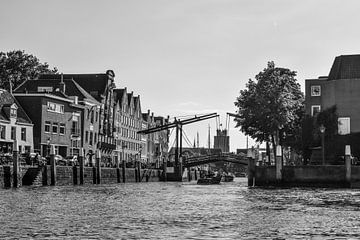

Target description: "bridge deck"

left=183, top=153, right=248, bottom=167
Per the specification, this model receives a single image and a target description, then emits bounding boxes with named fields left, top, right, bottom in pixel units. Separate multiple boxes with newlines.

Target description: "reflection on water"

left=0, top=178, right=360, bottom=239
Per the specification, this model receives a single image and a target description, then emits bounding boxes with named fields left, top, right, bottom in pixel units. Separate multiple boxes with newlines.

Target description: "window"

left=311, top=105, right=321, bottom=116
left=45, top=121, right=51, bottom=133
left=38, top=86, right=53, bottom=92
left=89, top=132, right=93, bottom=146
left=11, top=127, right=16, bottom=140
left=338, top=117, right=350, bottom=135
left=52, top=122, right=58, bottom=134
left=85, top=131, right=88, bottom=143
left=59, top=123, right=65, bottom=135
left=47, top=102, right=64, bottom=113
left=91, top=110, right=94, bottom=124
left=0, top=125, right=5, bottom=139
left=21, top=128, right=26, bottom=141
left=311, top=85, right=321, bottom=96
left=94, top=133, right=97, bottom=144
left=10, top=108, right=17, bottom=118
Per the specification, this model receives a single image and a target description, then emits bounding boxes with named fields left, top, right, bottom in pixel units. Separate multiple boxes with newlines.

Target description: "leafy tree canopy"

left=0, top=50, right=58, bottom=92
left=234, top=61, right=304, bottom=150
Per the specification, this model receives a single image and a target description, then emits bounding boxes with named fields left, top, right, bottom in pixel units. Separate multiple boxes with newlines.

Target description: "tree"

left=0, top=50, right=58, bottom=92
left=234, top=61, right=304, bottom=157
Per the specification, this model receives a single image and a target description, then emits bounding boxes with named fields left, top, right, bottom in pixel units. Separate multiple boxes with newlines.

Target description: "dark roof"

left=142, top=113, right=149, bottom=121
left=38, top=73, right=113, bottom=101
left=14, top=79, right=99, bottom=104
left=328, top=54, right=360, bottom=80
left=0, top=89, right=32, bottom=124
left=127, top=93, right=133, bottom=106
left=113, top=88, right=126, bottom=105
left=133, top=96, right=140, bottom=110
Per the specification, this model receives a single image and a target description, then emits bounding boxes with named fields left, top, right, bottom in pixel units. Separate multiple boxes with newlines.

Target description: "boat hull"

left=197, top=176, right=221, bottom=185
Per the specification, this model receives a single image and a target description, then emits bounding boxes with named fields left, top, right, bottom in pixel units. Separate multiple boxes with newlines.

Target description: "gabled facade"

left=14, top=91, right=82, bottom=157
left=0, top=89, right=33, bottom=154
left=38, top=71, right=116, bottom=162
left=113, top=89, right=144, bottom=166
left=15, top=77, right=101, bottom=160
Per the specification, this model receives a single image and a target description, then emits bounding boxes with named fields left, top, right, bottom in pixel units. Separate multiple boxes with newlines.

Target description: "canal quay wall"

left=249, top=164, right=360, bottom=188
left=0, top=165, right=163, bottom=188
left=246, top=145, right=360, bottom=188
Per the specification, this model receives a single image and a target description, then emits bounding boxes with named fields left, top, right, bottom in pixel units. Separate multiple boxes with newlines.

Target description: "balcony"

left=97, top=134, right=116, bottom=150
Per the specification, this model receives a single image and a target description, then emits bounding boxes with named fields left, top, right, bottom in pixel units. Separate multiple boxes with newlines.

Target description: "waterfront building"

left=14, top=88, right=81, bottom=156
left=0, top=89, right=34, bottom=154
left=38, top=71, right=116, bottom=163
left=14, top=76, right=101, bottom=161
left=113, top=88, right=143, bottom=167
left=305, top=54, right=360, bottom=161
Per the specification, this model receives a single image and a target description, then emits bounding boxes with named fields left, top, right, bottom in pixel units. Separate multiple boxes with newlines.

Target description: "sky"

left=1, top=0, right=360, bottom=151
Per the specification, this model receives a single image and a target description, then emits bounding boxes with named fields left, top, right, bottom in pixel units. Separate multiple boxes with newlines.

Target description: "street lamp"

left=319, top=124, right=326, bottom=165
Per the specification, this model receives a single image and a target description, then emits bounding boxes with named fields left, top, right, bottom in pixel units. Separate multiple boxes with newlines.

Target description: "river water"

left=0, top=178, right=360, bottom=239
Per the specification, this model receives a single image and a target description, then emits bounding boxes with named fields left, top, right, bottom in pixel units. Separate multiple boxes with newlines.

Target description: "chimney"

left=59, top=73, right=66, bottom=93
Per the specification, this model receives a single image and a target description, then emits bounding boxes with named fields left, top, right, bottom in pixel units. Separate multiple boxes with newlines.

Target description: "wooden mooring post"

left=12, top=140, right=19, bottom=188
left=247, top=149, right=255, bottom=187
left=96, top=150, right=101, bottom=184
left=345, top=145, right=351, bottom=185
left=79, top=148, right=84, bottom=185
left=50, top=145, right=56, bottom=186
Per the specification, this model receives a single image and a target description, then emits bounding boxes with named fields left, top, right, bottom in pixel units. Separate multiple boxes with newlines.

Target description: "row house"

left=37, top=71, right=116, bottom=162
left=14, top=69, right=170, bottom=166
left=113, top=88, right=143, bottom=166
left=0, top=89, right=33, bottom=154
left=14, top=76, right=101, bottom=159
left=142, top=112, right=170, bottom=167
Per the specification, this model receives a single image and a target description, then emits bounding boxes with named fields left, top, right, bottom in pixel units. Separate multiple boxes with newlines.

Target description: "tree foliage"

left=234, top=61, right=304, bottom=154
left=0, top=50, right=58, bottom=91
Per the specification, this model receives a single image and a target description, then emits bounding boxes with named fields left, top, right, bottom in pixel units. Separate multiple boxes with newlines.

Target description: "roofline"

left=13, top=93, right=74, bottom=103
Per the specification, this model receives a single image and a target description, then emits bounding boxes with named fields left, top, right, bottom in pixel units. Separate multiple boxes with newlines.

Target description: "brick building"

left=305, top=54, right=360, bottom=160
left=14, top=76, right=101, bottom=160
left=0, top=89, right=33, bottom=154
left=38, top=71, right=116, bottom=162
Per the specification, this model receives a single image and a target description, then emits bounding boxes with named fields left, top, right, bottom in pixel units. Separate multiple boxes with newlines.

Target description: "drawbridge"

left=183, top=152, right=248, bottom=168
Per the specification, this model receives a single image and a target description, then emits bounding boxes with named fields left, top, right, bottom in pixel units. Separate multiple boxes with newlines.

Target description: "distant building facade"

left=213, top=129, right=229, bottom=153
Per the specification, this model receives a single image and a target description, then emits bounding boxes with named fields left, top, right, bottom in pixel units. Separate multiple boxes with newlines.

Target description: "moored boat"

left=197, top=175, right=222, bottom=185
left=221, top=173, right=235, bottom=182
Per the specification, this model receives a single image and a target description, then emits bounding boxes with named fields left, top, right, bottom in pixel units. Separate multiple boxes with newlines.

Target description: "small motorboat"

left=221, top=173, right=235, bottom=182
left=197, top=175, right=222, bottom=185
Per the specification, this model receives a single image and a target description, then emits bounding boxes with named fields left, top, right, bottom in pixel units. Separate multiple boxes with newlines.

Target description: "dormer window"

left=10, top=103, right=18, bottom=118
left=10, top=108, right=17, bottom=118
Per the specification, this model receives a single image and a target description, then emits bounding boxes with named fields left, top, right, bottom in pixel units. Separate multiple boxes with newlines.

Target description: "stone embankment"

left=0, top=165, right=163, bottom=188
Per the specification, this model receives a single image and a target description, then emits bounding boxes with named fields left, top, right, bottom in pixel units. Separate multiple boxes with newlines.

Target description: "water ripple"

left=1, top=179, right=360, bottom=239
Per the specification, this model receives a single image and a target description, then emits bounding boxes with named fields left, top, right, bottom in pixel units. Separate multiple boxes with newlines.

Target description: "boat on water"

left=197, top=175, right=222, bottom=185
left=221, top=173, right=235, bottom=182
